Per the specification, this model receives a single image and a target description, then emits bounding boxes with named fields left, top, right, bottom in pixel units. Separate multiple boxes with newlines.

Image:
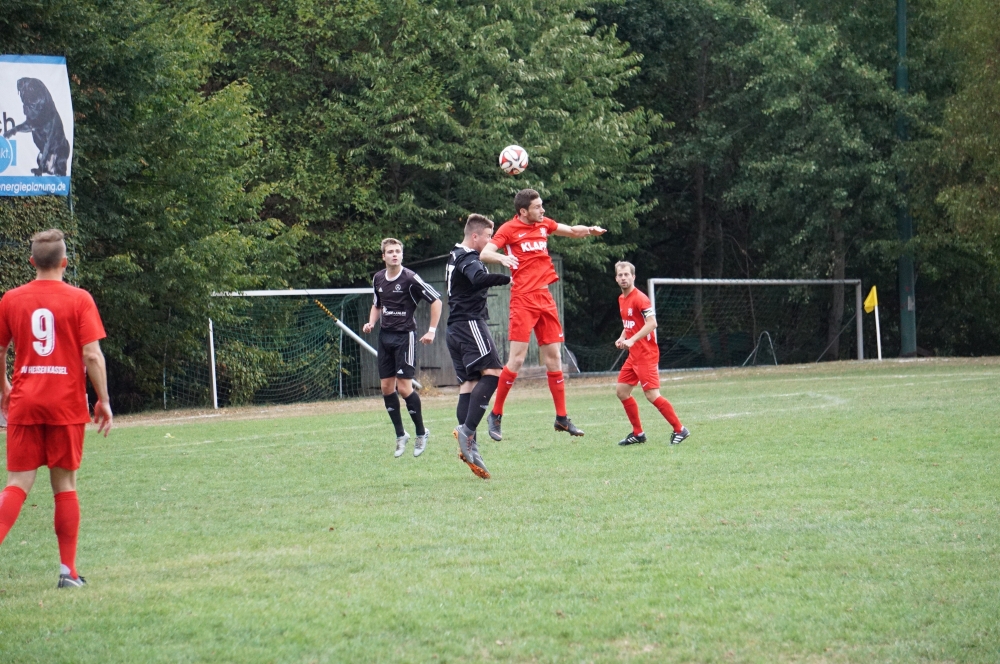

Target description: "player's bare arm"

left=554, top=223, right=606, bottom=238
left=620, top=315, right=657, bottom=349
left=82, top=340, right=113, bottom=436
left=363, top=305, right=380, bottom=333
left=480, top=242, right=518, bottom=270
left=420, top=299, right=442, bottom=345
left=1, top=343, right=10, bottom=417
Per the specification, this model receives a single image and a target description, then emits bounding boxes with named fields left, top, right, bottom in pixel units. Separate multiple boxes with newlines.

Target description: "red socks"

left=0, top=487, right=81, bottom=578
left=54, top=491, right=80, bottom=578
left=492, top=369, right=569, bottom=418
left=621, top=396, right=643, bottom=435
left=653, top=396, right=683, bottom=432
left=492, top=367, right=518, bottom=416
left=0, top=486, right=27, bottom=545
left=546, top=371, right=567, bottom=418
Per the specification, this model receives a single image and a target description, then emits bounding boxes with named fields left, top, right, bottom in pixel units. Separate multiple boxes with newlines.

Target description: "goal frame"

left=207, top=288, right=377, bottom=409
left=646, top=278, right=865, bottom=362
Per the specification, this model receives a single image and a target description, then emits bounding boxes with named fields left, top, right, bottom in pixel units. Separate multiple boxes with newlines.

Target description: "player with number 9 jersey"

left=0, top=281, right=106, bottom=426
left=0, top=228, right=112, bottom=590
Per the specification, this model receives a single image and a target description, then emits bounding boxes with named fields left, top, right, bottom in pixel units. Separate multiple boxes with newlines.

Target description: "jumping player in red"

left=0, top=229, right=113, bottom=588
left=613, top=261, right=689, bottom=446
left=480, top=188, right=605, bottom=440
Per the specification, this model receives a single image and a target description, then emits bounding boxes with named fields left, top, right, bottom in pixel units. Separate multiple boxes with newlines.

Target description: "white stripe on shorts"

left=469, top=320, right=489, bottom=356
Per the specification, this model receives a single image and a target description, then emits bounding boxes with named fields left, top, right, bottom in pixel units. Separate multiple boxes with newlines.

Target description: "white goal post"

left=647, top=278, right=865, bottom=362
left=204, top=288, right=421, bottom=409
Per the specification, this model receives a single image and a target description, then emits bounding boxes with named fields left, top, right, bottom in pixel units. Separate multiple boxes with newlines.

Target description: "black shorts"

left=378, top=330, right=417, bottom=380
left=447, top=319, right=503, bottom=384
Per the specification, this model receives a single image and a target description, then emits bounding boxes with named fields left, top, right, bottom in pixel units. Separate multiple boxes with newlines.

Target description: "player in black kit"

left=363, top=238, right=442, bottom=458
left=446, top=215, right=511, bottom=479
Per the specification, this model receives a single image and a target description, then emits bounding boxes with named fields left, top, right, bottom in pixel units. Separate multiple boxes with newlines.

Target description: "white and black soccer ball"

left=499, top=145, right=529, bottom=175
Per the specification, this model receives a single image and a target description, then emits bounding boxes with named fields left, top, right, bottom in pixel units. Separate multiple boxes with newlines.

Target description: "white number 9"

left=31, top=308, right=56, bottom=357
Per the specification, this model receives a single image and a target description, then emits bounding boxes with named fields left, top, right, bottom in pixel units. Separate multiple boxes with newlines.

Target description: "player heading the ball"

left=479, top=189, right=605, bottom=440
left=446, top=214, right=512, bottom=479
left=613, top=261, right=690, bottom=447
left=0, top=229, right=113, bottom=589
left=363, top=238, right=442, bottom=458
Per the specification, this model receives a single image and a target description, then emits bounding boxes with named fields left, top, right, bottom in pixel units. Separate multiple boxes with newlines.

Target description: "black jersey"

left=372, top=267, right=441, bottom=333
left=445, top=244, right=512, bottom=323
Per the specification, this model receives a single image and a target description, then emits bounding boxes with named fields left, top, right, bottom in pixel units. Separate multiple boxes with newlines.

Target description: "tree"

left=2, top=1, right=296, bottom=409
left=209, top=0, right=657, bottom=294
left=724, top=5, right=904, bottom=358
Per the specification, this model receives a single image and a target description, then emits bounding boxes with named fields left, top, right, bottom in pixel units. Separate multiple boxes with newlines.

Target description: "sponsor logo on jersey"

left=382, top=307, right=408, bottom=316
left=623, top=319, right=636, bottom=329
left=519, top=240, right=547, bottom=253
left=21, top=365, right=68, bottom=374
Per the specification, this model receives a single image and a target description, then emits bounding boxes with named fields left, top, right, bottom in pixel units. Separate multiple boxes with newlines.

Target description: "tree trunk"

left=693, top=164, right=714, bottom=363
left=711, top=211, right=729, bottom=363
left=692, top=37, right=714, bottom=364
left=826, top=217, right=846, bottom=360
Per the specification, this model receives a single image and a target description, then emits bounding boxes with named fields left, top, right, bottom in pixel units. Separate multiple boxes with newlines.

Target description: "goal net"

left=567, top=279, right=864, bottom=372
left=165, top=289, right=377, bottom=408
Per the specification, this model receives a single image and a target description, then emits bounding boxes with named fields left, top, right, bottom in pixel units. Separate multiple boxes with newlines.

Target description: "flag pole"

left=874, top=304, right=882, bottom=360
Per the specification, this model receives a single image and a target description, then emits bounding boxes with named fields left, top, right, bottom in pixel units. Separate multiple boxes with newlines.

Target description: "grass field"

left=0, top=358, right=998, bottom=663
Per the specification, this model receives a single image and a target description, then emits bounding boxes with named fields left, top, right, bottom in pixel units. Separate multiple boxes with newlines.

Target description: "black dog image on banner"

left=3, top=77, right=70, bottom=176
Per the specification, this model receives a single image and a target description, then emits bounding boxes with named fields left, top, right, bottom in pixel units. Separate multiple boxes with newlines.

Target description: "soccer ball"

left=499, top=145, right=529, bottom=175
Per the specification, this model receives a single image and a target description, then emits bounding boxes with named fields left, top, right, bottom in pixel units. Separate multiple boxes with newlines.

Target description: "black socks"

left=464, top=375, right=499, bottom=431
left=402, top=391, right=425, bottom=436
left=383, top=392, right=405, bottom=437
left=456, top=392, right=471, bottom=425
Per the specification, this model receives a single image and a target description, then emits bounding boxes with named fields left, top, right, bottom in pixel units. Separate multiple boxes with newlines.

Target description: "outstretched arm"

left=461, top=258, right=512, bottom=290
left=553, top=223, right=606, bottom=239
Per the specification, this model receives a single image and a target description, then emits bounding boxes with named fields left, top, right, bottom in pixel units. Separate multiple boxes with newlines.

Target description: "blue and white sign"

left=0, top=55, right=73, bottom=197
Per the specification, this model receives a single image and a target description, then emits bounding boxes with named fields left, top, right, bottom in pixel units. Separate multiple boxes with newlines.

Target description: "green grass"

left=1, top=358, right=998, bottom=663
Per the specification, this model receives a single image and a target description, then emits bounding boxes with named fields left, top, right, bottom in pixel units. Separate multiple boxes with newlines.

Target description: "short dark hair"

left=31, top=229, right=67, bottom=270
left=380, top=237, right=403, bottom=253
left=514, top=189, right=540, bottom=216
left=464, top=214, right=494, bottom=237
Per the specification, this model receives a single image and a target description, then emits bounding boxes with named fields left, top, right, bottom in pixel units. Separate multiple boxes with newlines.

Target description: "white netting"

left=165, top=291, right=378, bottom=408
left=566, top=280, right=861, bottom=372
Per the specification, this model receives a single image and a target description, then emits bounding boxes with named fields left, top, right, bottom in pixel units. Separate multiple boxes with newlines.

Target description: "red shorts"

left=5, top=424, right=86, bottom=472
left=509, top=289, right=564, bottom=345
left=617, top=357, right=661, bottom=390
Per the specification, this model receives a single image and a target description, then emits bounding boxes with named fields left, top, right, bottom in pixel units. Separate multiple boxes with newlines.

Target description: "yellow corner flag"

left=864, top=286, right=878, bottom=314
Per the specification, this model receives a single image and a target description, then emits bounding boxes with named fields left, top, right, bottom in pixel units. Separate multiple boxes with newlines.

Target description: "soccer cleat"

left=486, top=412, right=502, bottom=441
left=554, top=416, right=584, bottom=436
left=455, top=425, right=490, bottom=479
left=413, top=429, right=430, bottom=457
left=618, top=432, right=647, bottom=446
left=670, top=426, right=690, bottom=445
left=57, top=574, right=87, bottom=589
left=394, top=432, right=409, bottom=458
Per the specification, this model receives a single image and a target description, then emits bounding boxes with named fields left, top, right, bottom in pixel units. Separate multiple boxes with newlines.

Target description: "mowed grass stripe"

left=0, top=359, right=997, bottom=662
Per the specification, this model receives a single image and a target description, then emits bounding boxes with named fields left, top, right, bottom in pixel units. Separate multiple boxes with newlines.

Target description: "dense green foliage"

left=1, top=0, right=999, bottom=407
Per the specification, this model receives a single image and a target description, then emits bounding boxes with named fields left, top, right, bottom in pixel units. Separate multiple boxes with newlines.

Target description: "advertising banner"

left=0, top=55, right=73, bottom=197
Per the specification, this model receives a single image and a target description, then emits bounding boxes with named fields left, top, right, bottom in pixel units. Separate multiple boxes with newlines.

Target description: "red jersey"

left=619, top=287, right=658, bottom=364
left=0, top=280, right=106, bottom=425
left=491, top=216, right=559, bottom=296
